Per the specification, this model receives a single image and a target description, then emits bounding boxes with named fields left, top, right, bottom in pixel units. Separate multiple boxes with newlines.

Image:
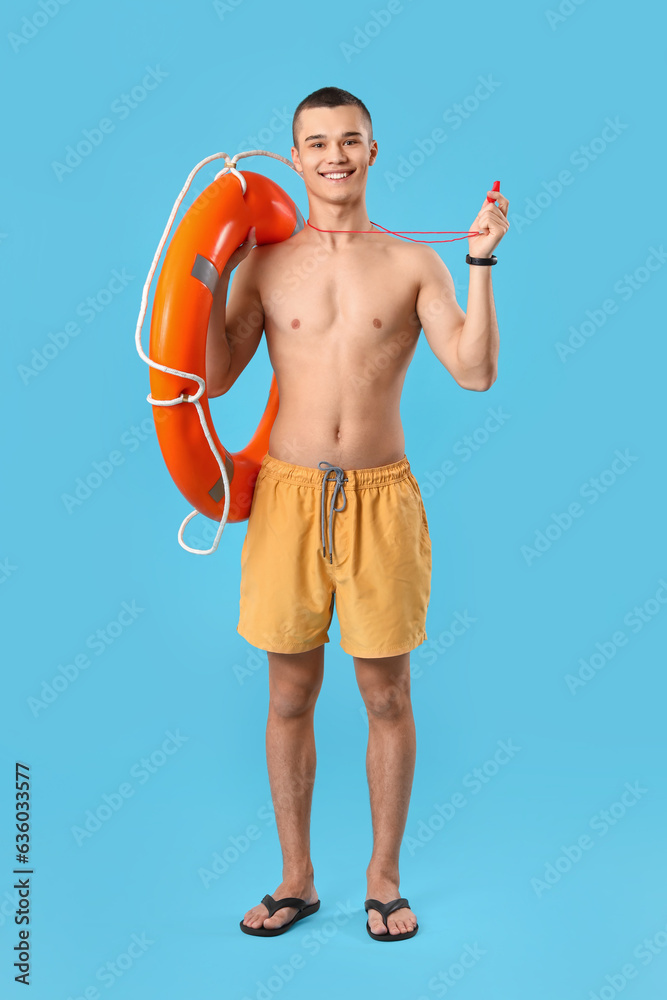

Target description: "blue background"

left=3, top=0, right=667, bottom=997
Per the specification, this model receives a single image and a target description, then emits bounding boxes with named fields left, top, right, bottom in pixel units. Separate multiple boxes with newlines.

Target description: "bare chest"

left=257, top=240, right=422, bottom=353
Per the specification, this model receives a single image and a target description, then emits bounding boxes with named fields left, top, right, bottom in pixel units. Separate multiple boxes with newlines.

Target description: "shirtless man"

left=206, top=87, right=509, bottom=940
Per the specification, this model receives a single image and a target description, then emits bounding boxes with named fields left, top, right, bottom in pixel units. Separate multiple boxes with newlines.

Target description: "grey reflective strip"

left=318, top=462, right=348, bottom=563
left=191, top=253, right=219, bottom=294
left=208, top=453, right=235, bottom=503
left=292, top=207, right=305, bottom=236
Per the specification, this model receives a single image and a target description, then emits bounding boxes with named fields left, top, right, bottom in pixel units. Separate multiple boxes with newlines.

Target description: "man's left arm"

left=414, top=187, right=510, bottom=391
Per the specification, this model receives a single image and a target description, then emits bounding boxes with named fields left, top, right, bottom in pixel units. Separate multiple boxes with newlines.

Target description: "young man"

left=206, top=87, right=509, bottom=940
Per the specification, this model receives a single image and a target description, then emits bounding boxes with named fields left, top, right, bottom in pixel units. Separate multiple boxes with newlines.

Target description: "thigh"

left=336, top=471, right=431, bottom=658
left=237, top=471, right=335, bottom=653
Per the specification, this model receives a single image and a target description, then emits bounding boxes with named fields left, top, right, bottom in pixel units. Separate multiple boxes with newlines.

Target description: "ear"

left=291, top=146, right=303, bottom=174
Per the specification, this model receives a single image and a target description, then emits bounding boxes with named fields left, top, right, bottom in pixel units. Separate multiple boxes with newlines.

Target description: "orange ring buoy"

left=143, top=161, right=304, bottom=549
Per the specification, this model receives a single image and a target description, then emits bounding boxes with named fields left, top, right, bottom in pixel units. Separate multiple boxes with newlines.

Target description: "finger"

left=486, top=191, right=509, bottom=216
left=487, top=202, right=507, bottom=220
left=478, top=202, right=504, bottom=223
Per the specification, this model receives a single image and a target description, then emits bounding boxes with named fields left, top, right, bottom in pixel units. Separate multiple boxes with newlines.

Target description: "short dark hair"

left=292, top=86, right=373, bottom=148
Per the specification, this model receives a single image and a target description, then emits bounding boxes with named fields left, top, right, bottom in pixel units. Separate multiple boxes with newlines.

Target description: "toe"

left=388, top=908, right=416, bottom=934
left=243, top=904, right=269, bottom=928
left=263, top=907, right=296, bottom=930
left=368, top=911, right=387, bottom=934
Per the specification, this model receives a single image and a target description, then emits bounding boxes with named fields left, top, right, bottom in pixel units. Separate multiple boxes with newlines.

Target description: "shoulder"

left=386, top=235, right=449, bottom=281
left=251, top=231, right=302, bottom=264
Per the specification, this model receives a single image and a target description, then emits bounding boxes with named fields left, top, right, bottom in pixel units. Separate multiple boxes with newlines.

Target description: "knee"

left=361, top=680, right=410, bottom=720
left=269, top=680, right=320, bottom=718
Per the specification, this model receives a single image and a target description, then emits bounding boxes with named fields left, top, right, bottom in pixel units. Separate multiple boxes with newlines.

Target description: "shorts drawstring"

left=318, top=461, right=348, bottom=563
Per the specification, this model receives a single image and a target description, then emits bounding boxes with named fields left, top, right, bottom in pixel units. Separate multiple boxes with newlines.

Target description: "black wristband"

left=466, top=254, right=497, bottom=265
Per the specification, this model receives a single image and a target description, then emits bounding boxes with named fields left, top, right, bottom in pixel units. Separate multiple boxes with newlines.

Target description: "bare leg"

left=354, top=651, right=418, bottom=936
left=241, top=644, right=324, bottom=931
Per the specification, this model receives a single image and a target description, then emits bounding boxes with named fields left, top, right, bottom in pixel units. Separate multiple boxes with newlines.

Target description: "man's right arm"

left=206, top=227, right=265, bottom=397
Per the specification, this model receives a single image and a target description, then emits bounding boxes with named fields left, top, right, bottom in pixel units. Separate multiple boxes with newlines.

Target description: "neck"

left=305, top=201, right=374, bottom=246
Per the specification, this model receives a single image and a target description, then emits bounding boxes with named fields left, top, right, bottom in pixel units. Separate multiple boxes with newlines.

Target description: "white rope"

left=135, top=149, right=302, bottom=554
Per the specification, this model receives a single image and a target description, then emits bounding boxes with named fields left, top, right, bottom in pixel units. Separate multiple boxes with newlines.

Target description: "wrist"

left=466, top=253, right=497, bottom=266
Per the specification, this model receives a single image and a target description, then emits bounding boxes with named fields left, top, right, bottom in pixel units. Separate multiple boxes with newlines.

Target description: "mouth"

left=318, top=169, right=355, bottom=183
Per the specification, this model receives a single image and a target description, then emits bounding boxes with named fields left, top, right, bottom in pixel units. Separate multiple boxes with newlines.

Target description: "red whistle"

left=487, top=180, right=500, bottom=203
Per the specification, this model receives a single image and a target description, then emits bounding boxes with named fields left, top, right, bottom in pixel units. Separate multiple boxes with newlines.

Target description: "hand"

left=467, top=188, right=510, bottom=258
left=224, top=225, right=257, bottom=273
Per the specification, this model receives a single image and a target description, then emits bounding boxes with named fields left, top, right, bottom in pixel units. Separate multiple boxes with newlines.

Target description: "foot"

left=365, top=875, right=418, bottom=937
left=241, top=875, right=318, bottom=932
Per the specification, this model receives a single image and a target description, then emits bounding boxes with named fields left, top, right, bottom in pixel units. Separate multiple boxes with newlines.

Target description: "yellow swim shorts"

left=237, top=452, right=431, bottom=657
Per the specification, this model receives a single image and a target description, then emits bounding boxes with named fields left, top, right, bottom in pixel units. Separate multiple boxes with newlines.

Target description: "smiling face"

left=291, top=105, right=378, bottom=200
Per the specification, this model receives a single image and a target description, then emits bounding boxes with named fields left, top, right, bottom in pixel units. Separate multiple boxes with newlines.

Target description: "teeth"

left=323, top=171, right=351, bottom=179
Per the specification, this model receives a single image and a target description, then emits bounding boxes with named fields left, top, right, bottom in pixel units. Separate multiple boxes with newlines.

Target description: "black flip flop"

left=239, top=893, right=321, bottom=936
left=364, top=897, right=419, bottom=941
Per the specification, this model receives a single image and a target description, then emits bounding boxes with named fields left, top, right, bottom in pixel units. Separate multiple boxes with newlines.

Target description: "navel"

left=373, top=318, right=382, bottom=328
left=291, top=318, right=301, bottom=329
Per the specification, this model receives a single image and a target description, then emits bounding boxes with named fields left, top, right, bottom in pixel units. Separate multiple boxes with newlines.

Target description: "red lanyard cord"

left=305, top=180, right=500, bottom=245
left=306, top=220, right=482, bottom=244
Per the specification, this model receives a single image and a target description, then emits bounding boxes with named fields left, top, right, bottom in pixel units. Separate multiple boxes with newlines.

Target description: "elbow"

left=473, top=373, right=497, bottom=391
left=206, top=378, right=230, bottom=398
left=457, top=370, right=497, bottom=392
left=206, top=361, right=234, bottom=398
left=207, top=383, right=232, bottom=398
